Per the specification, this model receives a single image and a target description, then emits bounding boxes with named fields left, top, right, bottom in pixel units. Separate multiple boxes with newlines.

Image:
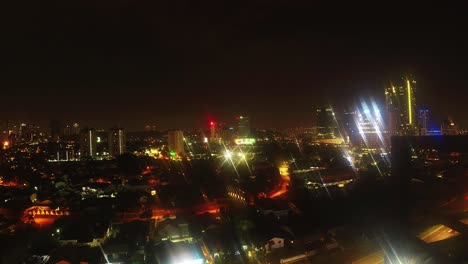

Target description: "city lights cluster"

left=355, top=99, right=388, bottom=152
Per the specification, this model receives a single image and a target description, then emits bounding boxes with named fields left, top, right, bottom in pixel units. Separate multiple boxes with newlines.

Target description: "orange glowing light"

left=268, top=171, right=290, bottom=198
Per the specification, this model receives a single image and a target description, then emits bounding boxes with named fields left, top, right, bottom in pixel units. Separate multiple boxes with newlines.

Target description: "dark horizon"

left=2, top=2, right=468, bottom=130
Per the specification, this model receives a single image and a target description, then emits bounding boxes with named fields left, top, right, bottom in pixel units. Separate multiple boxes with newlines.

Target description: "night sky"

left=2, top=1, right=468, bottom=130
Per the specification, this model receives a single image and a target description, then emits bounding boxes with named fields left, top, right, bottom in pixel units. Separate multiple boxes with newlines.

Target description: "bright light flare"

left=175, top=260, right=203, bottom=264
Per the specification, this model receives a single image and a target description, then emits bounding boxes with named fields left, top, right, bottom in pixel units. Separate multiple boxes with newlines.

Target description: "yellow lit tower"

left=385, top=75, right=418, bottom=136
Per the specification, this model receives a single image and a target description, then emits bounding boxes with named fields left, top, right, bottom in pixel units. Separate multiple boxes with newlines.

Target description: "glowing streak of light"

left=308, top=144, right=333, bottom=199
left=382, top=233, right=404, bottom=264
left=329, top=106, right=359, bottom=175
left=294, top=136, right=304, bottom=156
left=238, top=147, right=252, bottom=175
left=316, top=169, right=333, bottom=199
left=354, top=99, right=389, bottom=177
left=99, top=244, right=111, bottom=264
left=407, top=79, right=413, bottom=125
left=221, top=143, right=240, bottom=179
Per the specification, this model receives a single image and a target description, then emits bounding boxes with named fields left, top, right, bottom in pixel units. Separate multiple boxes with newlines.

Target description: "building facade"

left=315, top=107, right=337, bottom=139
left=168, top=130, right=185, bottom=157
left=236, top=115, right=251, bottom=138
left=109, top=128, right=126, bottom=157
left=80, top=128, right=97, bottom=159
left=385, top=75, right=418, bottom=136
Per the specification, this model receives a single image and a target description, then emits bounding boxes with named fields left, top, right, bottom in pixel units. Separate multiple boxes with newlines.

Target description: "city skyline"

left=2, top=2, right=468, bottom=129
left=2, top=3, right=468, bottom=263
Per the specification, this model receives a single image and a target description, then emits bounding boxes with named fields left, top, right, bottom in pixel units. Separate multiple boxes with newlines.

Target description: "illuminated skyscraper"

left=80, top=128, right=97, bottom=158
left=236, top=115, right=250, bottom=138
left=418, top=109, right=429, bottom=136
left=356, top=107, right=384, bottom=150
left=342, top=110, right=359, bottom=145
left=315, top=107, right=337, bottom=139
left=385, top=75, right=418, bottom=136
left=109, top=128, right=126, bottom=157
left=209, top=121, right=220, bottom=144
left=441, top=119, right=458, bottom=135
left=168, top=130, right=185, bottom=157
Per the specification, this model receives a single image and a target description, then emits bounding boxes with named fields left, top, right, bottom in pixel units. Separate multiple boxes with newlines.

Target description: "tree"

left=117, top=153, right=142, bottom=176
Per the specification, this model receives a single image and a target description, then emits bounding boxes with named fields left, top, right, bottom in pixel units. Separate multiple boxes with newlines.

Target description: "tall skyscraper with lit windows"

left=315, top=107, right=337, bottom=139
left=80, top=128, right=97, bottom=158
left=418, top=109, right=429, bottom=136
left=109, top=127, right=126, bottom=157
left=356, top=108, right=383, bottom=150
left=209, top=121, right=220, bottom=144
left=385, top=75, right=418, bottom=136
left=236, top=115, right=250, bottom=138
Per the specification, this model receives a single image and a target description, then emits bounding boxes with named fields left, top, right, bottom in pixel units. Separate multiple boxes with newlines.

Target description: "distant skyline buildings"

left=418, top=109, right=430, bottom=136
left=0, top=72, right=465, bottom=139
left=236, top=115, right=251, bottom=138
left=385, top=75, right=418, bottom=136
left=315, top=107, right=338, bottom=139
left=79, top=128, right=97, bottom=158
left=209, top=121, right=220, bottom=144
left=356, top=103, right=386, bottom=151
left=109, top=128, right=126, bottom=157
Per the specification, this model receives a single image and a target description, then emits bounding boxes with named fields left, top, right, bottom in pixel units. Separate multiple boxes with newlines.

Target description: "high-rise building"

left=315, top=107, right=337, bottom=139
left=168, top=130, right=185, bottom=157
left=356, top=108, right=383, bottom=150
left=109, top=128, right=126, bottom=157
left=18, top=123, right=42, bottom=143
left=219, top=122, right=235, bottom=144
left=441, top=119, right=458, bottom=135
left=385, top=75, right=418, bottom=136
left=236, top=115, right=250, bottom=138
left=95, top=130, right=109, bottom=155
left=418, top=109, right=430, bottom=136
left=80, top=128, right=97, bottom=158
left=342, top=110, right=359, bottom=146
left=209, top=121, right=220, bottom=144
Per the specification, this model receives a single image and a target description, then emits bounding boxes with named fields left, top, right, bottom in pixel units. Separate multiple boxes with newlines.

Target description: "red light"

left=465, top=195, right=468, bottom=201
left=210, top=121, right=214, bottom=126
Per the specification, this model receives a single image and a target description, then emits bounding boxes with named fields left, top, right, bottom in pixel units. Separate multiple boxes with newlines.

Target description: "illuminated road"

left=418, top=224, right=460, bottom=243
left=114, top=201, right=228, bottom=223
